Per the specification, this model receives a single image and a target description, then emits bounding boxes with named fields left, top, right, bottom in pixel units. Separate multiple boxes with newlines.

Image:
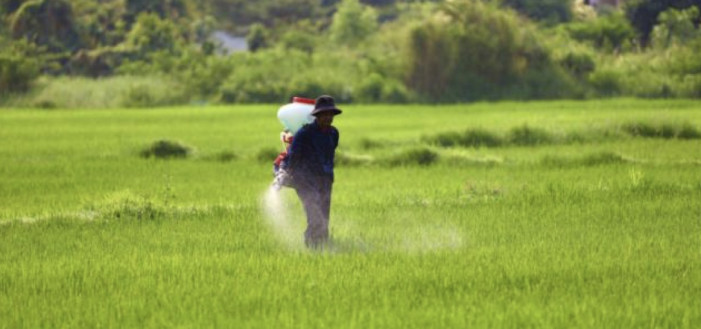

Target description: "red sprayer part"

left=293, top=97, right=315, bottom=105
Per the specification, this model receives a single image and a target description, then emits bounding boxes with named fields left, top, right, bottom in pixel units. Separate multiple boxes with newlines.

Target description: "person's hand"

left=272, top=169, right=293, bottom=190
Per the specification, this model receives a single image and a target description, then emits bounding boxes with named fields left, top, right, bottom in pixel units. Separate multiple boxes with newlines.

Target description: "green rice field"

left=1, top=99, right=700, bottom=328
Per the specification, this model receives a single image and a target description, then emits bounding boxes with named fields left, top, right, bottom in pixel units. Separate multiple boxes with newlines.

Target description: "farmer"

left=281, top=95, right=341, bottom=248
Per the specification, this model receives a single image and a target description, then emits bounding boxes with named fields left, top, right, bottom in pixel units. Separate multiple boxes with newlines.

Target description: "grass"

left=1, top=99, right=700, bottom=328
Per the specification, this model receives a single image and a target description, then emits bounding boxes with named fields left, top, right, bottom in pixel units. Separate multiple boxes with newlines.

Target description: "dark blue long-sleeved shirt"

left=283, top=122, right=339, bottom=180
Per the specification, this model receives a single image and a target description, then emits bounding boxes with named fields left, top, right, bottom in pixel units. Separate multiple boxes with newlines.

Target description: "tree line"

left=1, top=0, right=700, bottom=107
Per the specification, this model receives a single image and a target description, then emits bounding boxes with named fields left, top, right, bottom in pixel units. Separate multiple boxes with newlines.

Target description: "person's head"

left=311, top=95, right=342, bottom=128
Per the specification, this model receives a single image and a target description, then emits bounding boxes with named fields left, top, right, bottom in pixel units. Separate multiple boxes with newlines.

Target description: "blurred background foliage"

left=1, top=0, right=701, bottom=107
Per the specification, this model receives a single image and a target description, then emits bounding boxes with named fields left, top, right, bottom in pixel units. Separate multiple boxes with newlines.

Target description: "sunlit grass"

left=1, top=99, right=700, bottom=328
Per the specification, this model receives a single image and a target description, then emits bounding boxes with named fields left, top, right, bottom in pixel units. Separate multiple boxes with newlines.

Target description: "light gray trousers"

left=294, top=174, right=333, bottom=247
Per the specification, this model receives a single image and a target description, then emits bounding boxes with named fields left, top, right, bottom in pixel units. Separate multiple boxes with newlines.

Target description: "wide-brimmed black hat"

left=311, top=95, right=342, bottom=116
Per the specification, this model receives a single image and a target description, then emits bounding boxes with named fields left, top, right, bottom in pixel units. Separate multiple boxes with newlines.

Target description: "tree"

left=72, top=0, right=128, bottom=48
left=407, top=0, right=570, bottom=101
left=651, top=6, right=700, bottom=48
left=278, top=20, right=320, bottom=53
left=264, top=0, right=325, bottom=26
left=10, top=0, right=83, bottom=52
left=204, top=0, right=329, bottom=29
left=625, top=0, right=701, bottom=46
left=125, top=0, right=189, bottom=22
left=500, top=0, right=574, bottom=25
left=246, top=23, right=269, bottom=52
left=0, top=0, right=23, bottom=15
left=0, top=39, right=41, bottom=93
left=565, top=11, right=636, bottom=52
left=125, top=12, right=183, bottom=54
left=329, top=0, right=378, bottom=45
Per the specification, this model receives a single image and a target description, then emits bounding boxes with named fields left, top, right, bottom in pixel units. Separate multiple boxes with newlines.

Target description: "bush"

left=588, top=70, right=622, bottom=96
left=667, top=41, right=701, bottom=75
left=120, top=78, right=187, bottom=108
left=559, top=51, right=596, bottom=79
left=140, top=140, right=193, bottom=159
left=354, top=73, right=413, bottom=103
left=380, top=78, right=413, bottom=103
left=355, top=73, right=384, bottom=102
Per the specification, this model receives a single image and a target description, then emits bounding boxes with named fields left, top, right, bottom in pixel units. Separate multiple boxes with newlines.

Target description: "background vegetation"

left=1, top=0, right=701, bottom=107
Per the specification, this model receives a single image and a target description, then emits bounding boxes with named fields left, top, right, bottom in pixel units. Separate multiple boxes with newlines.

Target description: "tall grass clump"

left=581, top=151, right=627, bottom=166
left=507, top=124, right=554, bottom=146
left=541, top=151, right=628, bottom=167
left=622, top=121, right=701, bottom=139
left=678, top=123, right=701, bottom=139
left=140, top=139, right=193, bottom=159
left=358, top=138, right=386, bottom=150
left=425, top=131, right=463, bottom=147
left=90, top=191, right=167, bottom=221
left=335, top=151, right=373, bottom=167
left=563, top=127, right=625, bottom=144
left=384, top=147, right=439, bottom=166
left=429, top=128, right=504, bottom=148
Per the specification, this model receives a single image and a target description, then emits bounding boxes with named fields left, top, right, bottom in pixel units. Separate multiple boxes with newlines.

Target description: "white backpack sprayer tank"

left=272, top=97, right=315, bottom=190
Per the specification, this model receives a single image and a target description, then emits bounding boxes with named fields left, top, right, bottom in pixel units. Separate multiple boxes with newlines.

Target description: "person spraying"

left=275, top=95, right=342, bottom=248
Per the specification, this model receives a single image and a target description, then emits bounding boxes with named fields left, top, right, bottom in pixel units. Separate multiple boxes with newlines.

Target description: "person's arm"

left=333, top=128, right=339, bottom=149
